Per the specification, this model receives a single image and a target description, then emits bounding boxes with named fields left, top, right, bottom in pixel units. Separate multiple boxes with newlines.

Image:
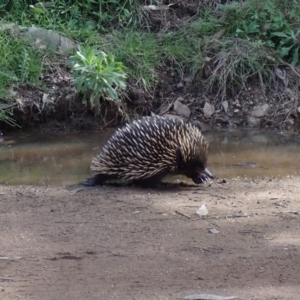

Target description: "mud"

left=1, top=177, right=299, bottom=300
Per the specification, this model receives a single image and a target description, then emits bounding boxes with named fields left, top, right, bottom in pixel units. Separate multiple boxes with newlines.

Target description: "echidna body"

left=83, top=116, right=214, bottom=187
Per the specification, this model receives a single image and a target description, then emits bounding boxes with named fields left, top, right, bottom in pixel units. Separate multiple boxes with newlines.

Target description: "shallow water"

left=1, top=128, right=300, bottom=186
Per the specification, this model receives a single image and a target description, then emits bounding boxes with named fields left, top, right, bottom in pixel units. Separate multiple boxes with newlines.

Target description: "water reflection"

left=0, top=128, right=300, bottom=185
left=0, top=130, right=114, bottom=185
left=207, top=129, right=300, bottom=179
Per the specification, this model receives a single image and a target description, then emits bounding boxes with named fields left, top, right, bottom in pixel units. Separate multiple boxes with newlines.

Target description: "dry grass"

left=201, top=38, right=300, bottom=123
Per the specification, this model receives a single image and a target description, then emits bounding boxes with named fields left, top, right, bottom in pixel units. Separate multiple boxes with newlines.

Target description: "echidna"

left=83, top=115, right=214, bottom=187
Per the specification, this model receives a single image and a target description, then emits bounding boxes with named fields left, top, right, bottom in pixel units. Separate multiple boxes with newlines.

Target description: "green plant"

left=219, top=0, right=300, bottom=65
left=1, top=0, right=139, bottom=34
left=0, top=31, right=43, bottom=97
left=272, top=30, right=300, bottom=65
left=0, top=103, right=19, bottom=126
left=219, top=0, right=291, bottom=35
left=69, top=46, right=127, bottom=108
left=91, top=30, right=159, bottom=94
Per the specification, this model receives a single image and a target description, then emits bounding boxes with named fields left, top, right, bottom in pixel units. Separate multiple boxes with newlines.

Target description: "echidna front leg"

left=133, top=172, right=169, bottom=188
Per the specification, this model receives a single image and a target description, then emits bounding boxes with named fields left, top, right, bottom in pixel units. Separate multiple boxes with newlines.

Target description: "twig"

left=16, top=191, right=37, bottom=198
left=109, top=251, right=127, bottom=257
left=175, top=210, right=191, bottom=219
left=282, top=61, right=300, bottom=78
left=282, top=211, right=299, bottom=215
left=274, top=202, right=287, bottom=208
left=0, top=277, right=14, bottom=281
left=193, top=214, right=252, bottom=220
left=225, top=214, right=252, bottom=219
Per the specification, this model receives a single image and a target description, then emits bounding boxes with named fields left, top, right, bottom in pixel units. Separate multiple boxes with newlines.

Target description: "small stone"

left=183, top=77, right=192, bottom=83
left=162, top=114, right=185, bottom=122
left=197, top=203, right=208, bottom=217
left=173, top=100, right=191, bottom=119
left=177, top=82, right=184, bottom=88
left=297, top=107, right=300, bottom=114
left=208, top=228, right=219, bottom=234
left=203, top=102, right=215, bottom=118
left=221, top=101, right=228, bottom=113
left=251, top=103, right=270, bottom=117
left=247, top=116, right=261, bottom=126
left=275, top=67, right=286, bottom=80
left=234, top=109, right=239, bottom=113
left=176, top=96, right=184, bottom=102
left=231, top=118, right=243, bottom=125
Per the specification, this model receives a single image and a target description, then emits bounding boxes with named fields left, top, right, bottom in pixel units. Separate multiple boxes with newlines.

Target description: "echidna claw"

left=81, top=177, right=97, bottom=186
left=192, top=171, right=214, bottom=184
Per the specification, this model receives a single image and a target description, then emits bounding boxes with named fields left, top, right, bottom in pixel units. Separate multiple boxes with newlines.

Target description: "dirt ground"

left=0, top=177, right=299, bottom=300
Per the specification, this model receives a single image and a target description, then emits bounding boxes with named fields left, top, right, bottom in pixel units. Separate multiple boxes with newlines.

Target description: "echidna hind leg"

left=81, top=174, right=112, bottom=186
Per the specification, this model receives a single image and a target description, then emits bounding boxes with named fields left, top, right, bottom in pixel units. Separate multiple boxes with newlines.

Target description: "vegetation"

left=0, top=0, right=300, bottom=126
left=219, top=0, right=300, bottom=65
left=69, top=46, right=127, bottom=109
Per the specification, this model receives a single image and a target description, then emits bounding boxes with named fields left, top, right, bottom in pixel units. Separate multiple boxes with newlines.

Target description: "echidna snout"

left=176, top=145, right=214, bottom=184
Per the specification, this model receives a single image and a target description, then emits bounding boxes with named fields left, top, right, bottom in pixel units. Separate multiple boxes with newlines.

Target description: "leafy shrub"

left=69, top=46, right=127, bottom=109
left=219, top=0, right=300, bottom=65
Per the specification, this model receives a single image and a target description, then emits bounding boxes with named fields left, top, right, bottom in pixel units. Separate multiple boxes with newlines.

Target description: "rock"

left=176, top=96, right=184, bottom=102
left=297, top=107, right=300, bottom=114
left=173, top=100, right=191, bottom=119
left=183, top=77, right=192, bottom=83
left=251, top=103, right=269, bottom=117
left=196, top=203, right=208, bottom=217
left=204, top=56, right=212, bottom=62
left=177, top=82, right=184, bottom=88
left=233, top=109, right=239, bottom=113
left=203, top=102, right=215, bottom=118
left=247, top=116, right=261, bottom=126
left=26, top=27, right=78, bottom=54
left=231, top=117, right=243, bottom=125
left=274, top=67, right=286, bottom=81
left=286, top=118, right=294, bottom=125
left=221, top=101, right=228, bottom=113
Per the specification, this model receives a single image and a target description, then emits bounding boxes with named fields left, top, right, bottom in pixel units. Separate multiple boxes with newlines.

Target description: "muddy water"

left=1, top=128, right=300, bottom=186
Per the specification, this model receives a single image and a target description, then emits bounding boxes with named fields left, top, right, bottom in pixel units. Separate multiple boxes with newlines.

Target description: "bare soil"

left=1, top=177, right=299, bottom=300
